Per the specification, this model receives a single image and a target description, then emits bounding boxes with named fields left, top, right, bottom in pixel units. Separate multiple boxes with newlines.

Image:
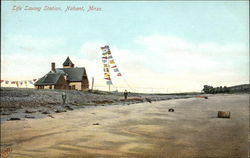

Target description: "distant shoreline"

left=0, top=87, right=206, bottom=122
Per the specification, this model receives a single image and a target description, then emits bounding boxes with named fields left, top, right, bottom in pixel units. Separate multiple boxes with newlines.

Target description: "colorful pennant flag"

left=103, top=68, right=109, bottom=72
left=1, top=79, right=37, bottom=86
left=104, top=77, right=111, bottom=80
left=103, top=64, right=108, bottom=68
left=104, top=73, right=110, bottom=78
left=109, top=60, right=115, bottom=65
left=114, top=68, right=119, bottom=72
left=101, top=45, right=109, bottom=53
left=101, top=45, right=125, bottom=85
left=106, top=80, right=112, bottom=85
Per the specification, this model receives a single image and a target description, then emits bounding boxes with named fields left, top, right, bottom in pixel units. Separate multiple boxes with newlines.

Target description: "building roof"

left=56, top=67, right=86, bottom=82
left=35, top=57, right=87, bottom=86
left=63, top=57, right=74, bottom=66
left=34, top=67, right=87, bottom=86
left=34, top=72, right=63, bottom=86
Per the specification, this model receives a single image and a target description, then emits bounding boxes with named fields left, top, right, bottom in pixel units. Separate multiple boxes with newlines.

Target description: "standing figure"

left=62, top=92, right=67, bottom=104
left=124, top=90, right=128, bottom=100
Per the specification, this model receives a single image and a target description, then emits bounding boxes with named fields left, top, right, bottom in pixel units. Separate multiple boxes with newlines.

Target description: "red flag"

left=104, top=77, right=111, bottom=80
left=117, top=73, right=122, bottom=76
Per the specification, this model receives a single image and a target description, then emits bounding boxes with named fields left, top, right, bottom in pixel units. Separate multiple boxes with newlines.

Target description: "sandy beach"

left=0, top=94, right=249, bottom=158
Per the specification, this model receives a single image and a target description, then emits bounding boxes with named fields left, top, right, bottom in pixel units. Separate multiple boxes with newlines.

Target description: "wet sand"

left=1, top=94, right=249, bottom=158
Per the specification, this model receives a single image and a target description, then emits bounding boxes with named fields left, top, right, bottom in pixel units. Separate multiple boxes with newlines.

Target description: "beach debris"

left=93, top=123, right=100, bottom=125
left=196, top=96, right=208, bottom=99
left=48, top=102, right=60, bottom=105
left=168, top=108, right=174, bottom=112
left=217, top=111, right=230, bottom=118
left=145, top=98, right=152, bottom=103
left=55, top=109, right=66, bottom=113
left=25, top=110, right=36, bottom=113
left=48, top=115, right=54, bottom=118
left=25, top=115, right=35, bottom=118
left=42, top=111, right=50, bottom=114
left=64, top=105, right=73, bottom=110
left=120, top=98, right=143, bottom=102
left=9, top=118, right=21, bottom=121
left=94, top=100, right=113, bottom=104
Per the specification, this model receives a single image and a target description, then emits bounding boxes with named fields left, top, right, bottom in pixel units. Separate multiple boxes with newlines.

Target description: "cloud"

left=2, top=35, right=66, bottom=55
left=1, top=34, right=248, bottom=92
left=80, top=41, right=106, bottom=60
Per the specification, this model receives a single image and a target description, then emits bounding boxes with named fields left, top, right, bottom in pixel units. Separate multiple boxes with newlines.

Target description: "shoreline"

left=1, top=87, right=204, bottom=122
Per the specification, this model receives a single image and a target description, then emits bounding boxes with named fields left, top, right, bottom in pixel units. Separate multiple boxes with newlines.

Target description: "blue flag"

left=114, top=68, right=119, bottom=72
left=106, top=80, right=112, bottom=85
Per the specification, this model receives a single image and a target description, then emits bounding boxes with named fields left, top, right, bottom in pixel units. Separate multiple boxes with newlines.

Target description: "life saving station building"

left=34, top=57, right=89, bottom=91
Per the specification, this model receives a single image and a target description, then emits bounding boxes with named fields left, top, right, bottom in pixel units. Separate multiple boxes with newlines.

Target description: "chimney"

left=51, top=62, right=55, bottom=72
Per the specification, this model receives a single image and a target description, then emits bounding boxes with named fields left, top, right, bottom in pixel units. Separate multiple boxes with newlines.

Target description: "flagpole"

left=107, top=47, right=110, bottom=92
left=91, top=77, right=94, bottom=91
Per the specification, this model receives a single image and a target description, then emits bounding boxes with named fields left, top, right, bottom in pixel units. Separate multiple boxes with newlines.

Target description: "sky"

left=1, top=1, right=249, bottom=93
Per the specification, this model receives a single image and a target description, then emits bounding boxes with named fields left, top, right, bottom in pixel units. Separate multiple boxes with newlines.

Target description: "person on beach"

left=62, top=92, right=67, bottom=104
left=124, top=90, right=128, bottom=100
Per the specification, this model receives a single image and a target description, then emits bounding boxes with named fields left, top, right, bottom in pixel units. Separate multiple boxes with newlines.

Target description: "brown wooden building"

left=34, top=57, right=89, bottom=91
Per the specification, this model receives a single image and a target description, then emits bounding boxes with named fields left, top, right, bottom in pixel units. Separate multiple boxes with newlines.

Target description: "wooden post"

left=217, top=111, right=230, bottom=118
left=91, top=77, right=94, bottom=91
left=108, top=84, right=110, bottom=92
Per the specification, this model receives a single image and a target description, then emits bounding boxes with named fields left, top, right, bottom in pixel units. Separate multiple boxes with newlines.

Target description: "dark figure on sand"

left=124, top=90, right=128, bottom=100
left=62, top=92, right=67, bottom=104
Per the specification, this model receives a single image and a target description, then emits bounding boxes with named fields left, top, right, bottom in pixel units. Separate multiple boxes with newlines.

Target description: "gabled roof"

left=56, top=67, right=86, bottom=82
left=34, top=72, right=63, bottom=86
left=63, top=57, right=74, bottom=66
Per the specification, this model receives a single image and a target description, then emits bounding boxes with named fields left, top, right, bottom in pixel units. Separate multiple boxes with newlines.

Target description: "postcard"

left=1, top=1, right=249, bottom=158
